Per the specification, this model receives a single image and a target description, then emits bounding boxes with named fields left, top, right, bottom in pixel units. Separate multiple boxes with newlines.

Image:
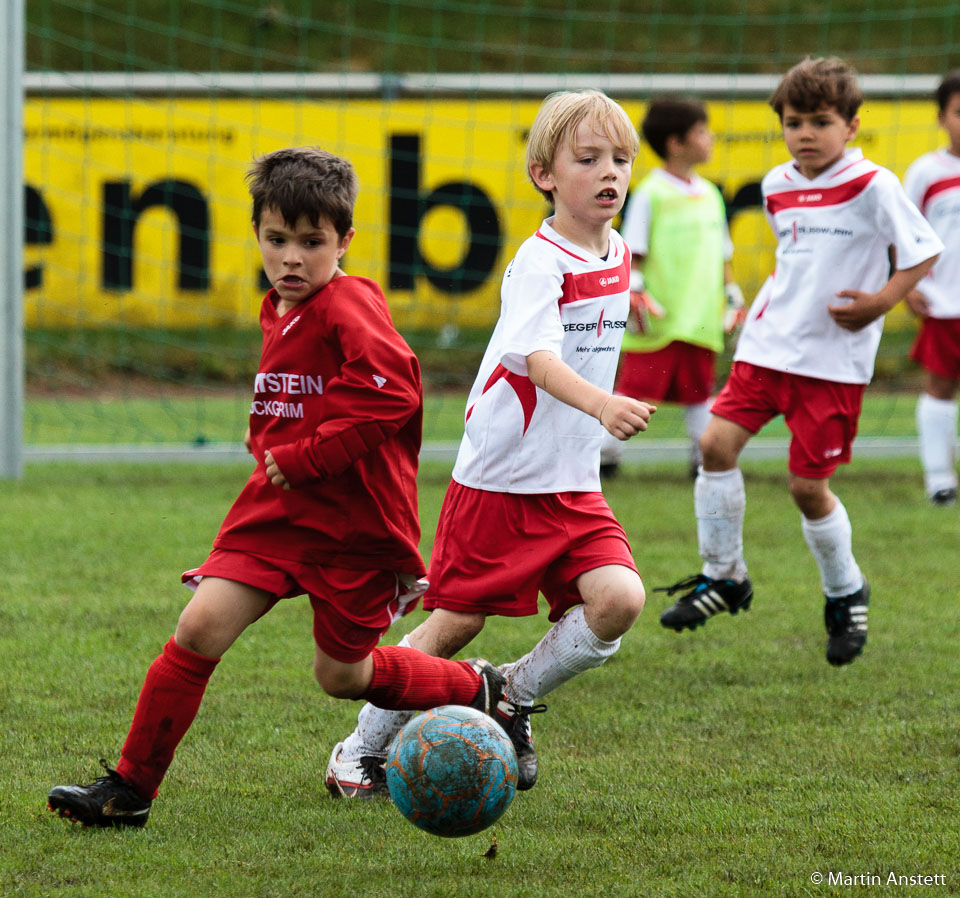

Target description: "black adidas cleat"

left=825, top=579, right=869, bottom=666
left=930, top=487, right=957, bottom=507
left=48, top=760, right=151, bottom=828
left=325, top=742, right=388, bottom=799
left=657, top=574, right=754, bottom=632
left=495, top=701, right=547, bottom=791
left=466, top=659, right=507, bottom=717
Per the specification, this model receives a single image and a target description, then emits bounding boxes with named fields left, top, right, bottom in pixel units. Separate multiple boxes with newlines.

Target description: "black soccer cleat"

left=930, top=487, right=957, bottom=507
left=465, top=659, right=507, bottom=717
left=825, top=579, right=869, bottom=666
left=657, top=573, right=754, bottom=632
left=47, top=759, right=151, bottom=828
left=494, top=700, right=547, bottom=791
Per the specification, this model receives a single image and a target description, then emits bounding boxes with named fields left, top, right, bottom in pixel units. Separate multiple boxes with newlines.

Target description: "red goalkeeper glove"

left=627, top=270, right=665, bottom=335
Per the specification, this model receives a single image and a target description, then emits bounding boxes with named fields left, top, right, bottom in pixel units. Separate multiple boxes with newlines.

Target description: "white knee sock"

left=916, top=392, right=959, bottom=496
left=696, top=467, right=748, bottom=582
left=684, top=400, right=711, bottom=467
left=340, top=635, right=416, bottom=761
left=499, top=605, right=621, bottom=706
left=801, top=499, right=863, bottom=598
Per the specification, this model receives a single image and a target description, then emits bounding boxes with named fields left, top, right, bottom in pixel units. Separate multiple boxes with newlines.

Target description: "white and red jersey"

left=213, top=275, right=425, bottom=574
left=452, top=218, right=630, bottom=493
left=736, top=148, right=943, bottom=384
left=903, top=148, right=960, bottom=318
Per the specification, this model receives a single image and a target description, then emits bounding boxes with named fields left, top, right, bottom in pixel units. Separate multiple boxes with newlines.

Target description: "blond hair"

left=526, top=90, right=640, bottom=202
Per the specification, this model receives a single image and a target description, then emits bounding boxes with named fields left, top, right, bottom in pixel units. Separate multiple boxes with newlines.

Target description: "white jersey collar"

left=789, top=146, right=864, bottom=184
left=539, top=217, right=618, bottom=264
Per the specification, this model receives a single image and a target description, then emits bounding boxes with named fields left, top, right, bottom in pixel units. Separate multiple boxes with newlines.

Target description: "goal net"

left=18, top=1, right=960, bottom=464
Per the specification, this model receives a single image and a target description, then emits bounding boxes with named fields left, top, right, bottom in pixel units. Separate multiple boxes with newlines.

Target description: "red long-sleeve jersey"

left=212, top=275, right=425, bottom=575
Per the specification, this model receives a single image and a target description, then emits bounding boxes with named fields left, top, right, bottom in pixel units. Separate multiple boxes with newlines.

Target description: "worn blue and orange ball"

left=385, top=705, right=519, bottom=837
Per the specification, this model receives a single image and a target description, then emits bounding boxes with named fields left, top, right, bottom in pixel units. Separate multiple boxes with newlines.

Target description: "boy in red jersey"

left=903, top=69, right=960, bottom=506
left=326, top=91, right=655, bottom=797
left=658, top=58, right=942, bottom=666
left=47, top=147, right=506, bottom=829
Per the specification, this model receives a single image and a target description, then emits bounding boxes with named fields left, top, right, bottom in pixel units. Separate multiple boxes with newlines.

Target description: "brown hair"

left=769, top=57, right=863, bottom=122
left=936, top=68, right=960, bottom=112
left=641, top=98, right=708, bottom=160
left=526, top=90, right=640, bottom=202
left=246, top=147, right=358, bottom=237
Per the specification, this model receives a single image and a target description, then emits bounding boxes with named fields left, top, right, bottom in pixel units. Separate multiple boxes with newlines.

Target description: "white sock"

left=499, top=605, right=620, bottom=706
left=801, top=499, right=863, bottom=598
left=696, top=467, right=748, bottom=582
left=916, top=392, right=959, bottom=496
left=684, top=401, right=711, bottom=467
left=600, top=425, right=624, bottom=466
left=340, top=635, right=416, bottom=761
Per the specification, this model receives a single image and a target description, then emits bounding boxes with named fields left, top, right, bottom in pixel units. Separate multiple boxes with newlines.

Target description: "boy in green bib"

left=600, top=98, right=744, bottom=478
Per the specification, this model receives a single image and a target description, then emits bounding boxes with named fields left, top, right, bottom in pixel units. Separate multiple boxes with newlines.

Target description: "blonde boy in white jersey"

left=903, top=69, right=960, bottom=506
left=659, top=57, right=942, bottom=666
left=326, top=90, right=655, bottom=797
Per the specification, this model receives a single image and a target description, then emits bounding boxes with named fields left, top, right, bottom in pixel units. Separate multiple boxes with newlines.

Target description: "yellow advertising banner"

left=23, top=97, right=945, bottom=331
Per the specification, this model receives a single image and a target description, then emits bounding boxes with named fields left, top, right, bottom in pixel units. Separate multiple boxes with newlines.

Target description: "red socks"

left=361, top=645, right=481, bottom=710
left=115, top=640, right=481, bottom=798
left=116, top=636, right=219, bottom=801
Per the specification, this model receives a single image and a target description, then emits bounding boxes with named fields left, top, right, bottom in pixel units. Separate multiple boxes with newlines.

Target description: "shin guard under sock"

left=116, top=636, right=219, bottom=800
left=361, top=645, right=481, bottom=710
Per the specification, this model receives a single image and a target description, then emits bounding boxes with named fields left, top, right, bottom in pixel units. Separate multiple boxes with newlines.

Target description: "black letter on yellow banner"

left=389, top=135, right=500, bottom=294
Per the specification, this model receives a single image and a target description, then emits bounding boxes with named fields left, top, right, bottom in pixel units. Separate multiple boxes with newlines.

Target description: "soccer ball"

left=385, top=704, right=519, bottom=837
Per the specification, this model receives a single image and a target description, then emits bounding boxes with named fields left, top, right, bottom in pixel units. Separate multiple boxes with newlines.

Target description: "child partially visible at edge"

left=657, top=57, right=942, bottom=667
left=325, top=90, right=656, bottom=799
left=601, top=97, right=744, bottom=479
left=902, top=68, right=960, bottom=506
left=47, top=146, right=509, bottom=829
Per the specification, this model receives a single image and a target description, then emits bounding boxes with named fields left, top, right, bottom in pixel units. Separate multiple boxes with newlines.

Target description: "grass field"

left=21, top=387, right=929, bottom=451
left=3, top=457, right=959, bottom=897
left=22, top=324, right=926, bottom=449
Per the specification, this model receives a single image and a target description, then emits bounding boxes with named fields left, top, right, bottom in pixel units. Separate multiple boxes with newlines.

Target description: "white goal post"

left=1, top=0, right=24, bottom=479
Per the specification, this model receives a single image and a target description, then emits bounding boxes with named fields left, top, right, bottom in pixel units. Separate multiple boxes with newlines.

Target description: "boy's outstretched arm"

left=526, top=349, right=655, bottom=440
left=828, top=254, right=940, bottom=331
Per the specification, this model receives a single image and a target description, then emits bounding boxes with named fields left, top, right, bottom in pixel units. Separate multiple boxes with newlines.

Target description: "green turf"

left=23, top=387, right=927, bottom=448
left=23, top=326, right=926, bottom=446
left=2, top=458, right=958, bottom=897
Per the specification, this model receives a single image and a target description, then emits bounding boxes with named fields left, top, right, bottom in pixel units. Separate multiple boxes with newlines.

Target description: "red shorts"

left=182, top=550, right=424, bottom=663
left=910, top=317, right=960, bottom=380
left=615, top=341, right=716, bottom=404
left=711, top=361, right=866, bottom=478
left=423, top=482, right=639, bottom=622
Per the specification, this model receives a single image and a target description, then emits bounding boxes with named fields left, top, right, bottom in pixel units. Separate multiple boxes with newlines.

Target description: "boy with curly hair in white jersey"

left=658, top=57, right=942, bottom=666
left=903, top=69, right=960, bottom=506
left=326, top=90, right=655, bottom=797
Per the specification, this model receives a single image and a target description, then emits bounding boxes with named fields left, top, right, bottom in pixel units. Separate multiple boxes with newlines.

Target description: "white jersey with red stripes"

left=735, top=148, right=943, bottom=384
left=452, top=218, right=630, bottom=493
left=903, top=148, right=960, bottom=318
